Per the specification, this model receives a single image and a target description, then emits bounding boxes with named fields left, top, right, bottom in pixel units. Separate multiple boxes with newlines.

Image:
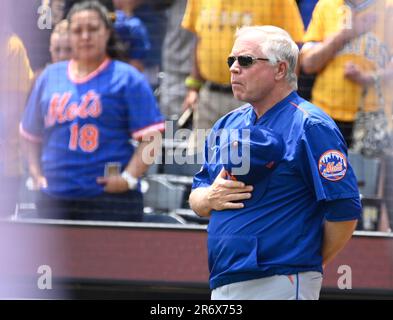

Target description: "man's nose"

left=230, top=62, right=240, bottom=73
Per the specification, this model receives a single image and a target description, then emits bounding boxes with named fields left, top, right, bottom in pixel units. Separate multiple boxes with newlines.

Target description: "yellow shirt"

left=0, top=34, right=33, bottom=176
left=304, top=0, right=393, bottom=122
left=182, top=0, right=304, bottom=84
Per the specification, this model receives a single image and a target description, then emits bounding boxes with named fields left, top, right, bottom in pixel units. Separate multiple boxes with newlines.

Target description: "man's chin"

left=233, top=92, right=244, bottom=101
left=231, top=89, right=238, bottom=97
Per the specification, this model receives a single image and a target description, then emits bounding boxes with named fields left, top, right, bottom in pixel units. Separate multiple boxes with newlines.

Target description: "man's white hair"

left=235, top=25, right=299, bottom=90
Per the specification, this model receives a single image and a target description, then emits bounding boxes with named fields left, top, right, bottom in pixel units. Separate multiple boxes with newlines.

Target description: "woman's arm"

left=25, top=140, right=47, bottom=189
left=97, top=130, right=162, bottom=192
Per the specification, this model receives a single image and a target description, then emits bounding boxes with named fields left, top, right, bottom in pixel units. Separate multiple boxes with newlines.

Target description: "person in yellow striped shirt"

left=301, top=0, right=393, bottom=147
left=0, top=30, right=34, bottom=217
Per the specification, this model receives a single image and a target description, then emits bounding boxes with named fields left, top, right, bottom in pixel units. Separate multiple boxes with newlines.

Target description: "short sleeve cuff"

left=323, top=197, right=362, bottom=221
left=131, top=121, right=165, bottom=141
left=191, top=181, right=211, bottom=190
left=19, top=123, right=43, bottom=143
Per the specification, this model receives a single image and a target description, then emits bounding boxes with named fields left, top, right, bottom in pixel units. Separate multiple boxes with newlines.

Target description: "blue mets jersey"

left=20, top=59, right=164, bottom=198
left=192, top=91, right=361, bottom=289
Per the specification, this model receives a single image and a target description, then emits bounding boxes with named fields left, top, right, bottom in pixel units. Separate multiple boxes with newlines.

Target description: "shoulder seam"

left=228, top=104, right=251, bottom=115
left=290, top=101, right=309, bottom=116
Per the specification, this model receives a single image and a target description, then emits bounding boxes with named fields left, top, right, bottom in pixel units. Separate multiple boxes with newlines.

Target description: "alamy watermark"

left=37, top=264, right=52, bottom=290
left=337, top=264, right=352, bottom=290
left=37, top=0, right=65, bottom=30
left=37, top=3, right=53, bottom=30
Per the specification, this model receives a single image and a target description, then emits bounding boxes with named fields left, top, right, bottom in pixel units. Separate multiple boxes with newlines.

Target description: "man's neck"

left=252, top=84, right=294, bottom=119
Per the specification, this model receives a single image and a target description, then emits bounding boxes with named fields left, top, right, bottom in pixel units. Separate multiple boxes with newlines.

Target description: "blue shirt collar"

left=250, top=91, right=299, bottom=125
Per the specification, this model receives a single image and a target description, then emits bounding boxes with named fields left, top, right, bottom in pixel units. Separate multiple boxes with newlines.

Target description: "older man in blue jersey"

left=189, top=25, right=361, bottom=300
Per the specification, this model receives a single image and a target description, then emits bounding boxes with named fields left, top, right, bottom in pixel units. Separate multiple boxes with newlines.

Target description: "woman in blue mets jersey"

left=20, top=1, right=164, bottom=221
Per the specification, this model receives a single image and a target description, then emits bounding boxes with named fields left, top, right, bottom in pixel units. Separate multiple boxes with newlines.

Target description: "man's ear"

left=275, top=61, right=288, bottom=81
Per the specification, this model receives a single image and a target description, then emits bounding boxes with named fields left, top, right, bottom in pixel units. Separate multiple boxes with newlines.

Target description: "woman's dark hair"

left=66, top=0, right=127, bottom=61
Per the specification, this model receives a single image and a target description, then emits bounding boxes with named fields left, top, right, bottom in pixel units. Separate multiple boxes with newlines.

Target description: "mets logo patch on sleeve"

left=318, top=150, right=347, bottom=181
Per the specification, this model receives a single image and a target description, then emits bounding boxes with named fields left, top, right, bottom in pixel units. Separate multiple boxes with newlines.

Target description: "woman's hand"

left=96, top=175, right=129, bottom=193
left=31, top=175, right=48, bottom=190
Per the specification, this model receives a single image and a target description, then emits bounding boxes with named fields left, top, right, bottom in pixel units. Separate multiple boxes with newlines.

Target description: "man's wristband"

left=185, top=76, right=204, bottom=90
left=121, top=171, right=138, bottom=190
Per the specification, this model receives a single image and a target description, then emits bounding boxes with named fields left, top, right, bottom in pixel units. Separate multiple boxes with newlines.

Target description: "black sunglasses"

left=227, top=55, right=270, bottom=68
